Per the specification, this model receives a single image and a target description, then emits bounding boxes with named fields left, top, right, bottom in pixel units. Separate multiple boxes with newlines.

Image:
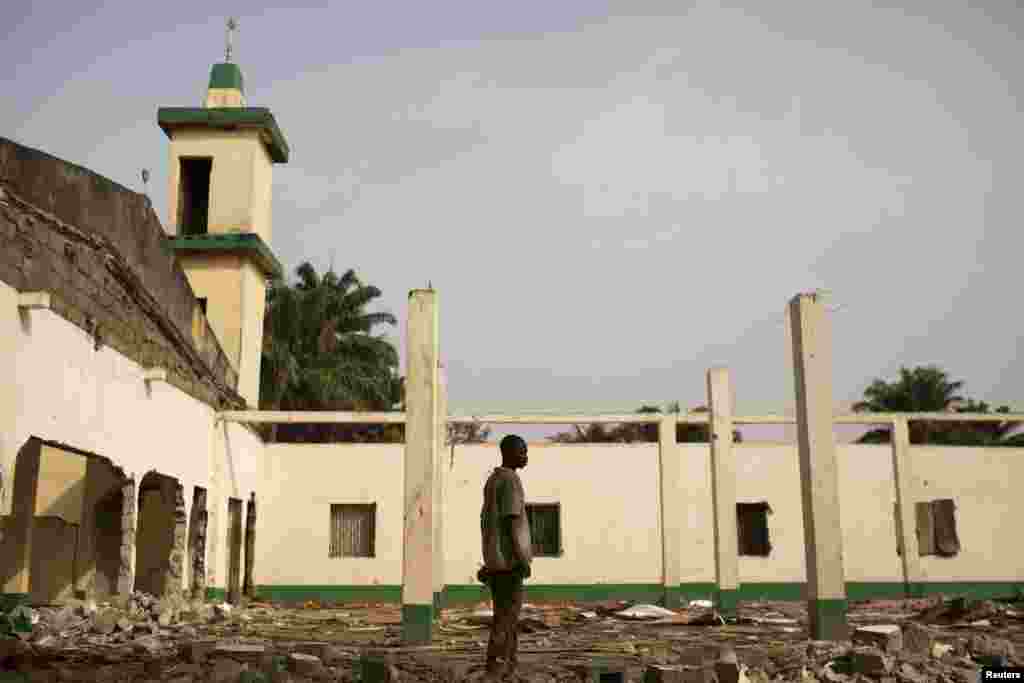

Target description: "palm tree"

left=852, top=365, right=1019, bottom=445
left=260, top=262, right=401, bottom=442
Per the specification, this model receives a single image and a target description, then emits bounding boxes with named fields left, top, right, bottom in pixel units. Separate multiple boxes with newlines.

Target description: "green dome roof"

left=209, top=62, right=244, bottom=92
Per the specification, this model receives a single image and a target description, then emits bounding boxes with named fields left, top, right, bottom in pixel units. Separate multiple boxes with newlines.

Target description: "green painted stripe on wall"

left=247, top=581, right=1024, bottom=605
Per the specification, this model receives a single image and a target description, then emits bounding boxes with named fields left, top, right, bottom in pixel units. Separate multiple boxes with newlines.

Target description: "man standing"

left=479, top=434, right=532, bottom=680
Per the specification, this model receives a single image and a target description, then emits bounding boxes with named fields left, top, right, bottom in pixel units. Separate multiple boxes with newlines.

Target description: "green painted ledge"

left=244, top=581, right=1024, bottom=606
left=167, top=233, right=283, bottom=280
left=157, top=106, right=290, bottom=163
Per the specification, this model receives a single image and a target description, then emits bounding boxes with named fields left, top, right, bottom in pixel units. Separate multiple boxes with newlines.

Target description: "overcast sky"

left=3, top=0, right=1022, bottom=439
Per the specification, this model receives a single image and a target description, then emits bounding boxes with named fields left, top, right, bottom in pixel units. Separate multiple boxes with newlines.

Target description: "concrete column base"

left=715, top=588, right=739, bottom=617
left=401, top=603, right=433, bottom=644
left=808, top=598, right=849, bottom=641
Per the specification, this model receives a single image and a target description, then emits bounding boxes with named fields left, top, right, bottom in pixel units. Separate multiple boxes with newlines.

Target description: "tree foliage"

left=259, top=262, right=403, bottom=443
left=853, top=365, right=1020, bottom=445
left=546, top=402, right=743, bottom=444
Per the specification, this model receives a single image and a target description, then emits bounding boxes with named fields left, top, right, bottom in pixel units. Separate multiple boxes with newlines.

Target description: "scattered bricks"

left=91, top=609, right=118, bottom=635
left=287, top=653, right=323, bottom=678
left=644, top=666, right=686, bottom=683
left=901, top=622, right=935, bottom=655
left=678, top=648, right=710, bottom=667
left=851, top=648, right=892, bottom=677
left=853, top=624, right=902, bottom=653
left=214, top=642, right=266, bottom=665
left=968, top=634, right=1015, bottom=661
left=180, top=639, right=218, bottom=663
left=291, top=642, right=329, bottom=660
left=209, top=658, right=245, bottom=683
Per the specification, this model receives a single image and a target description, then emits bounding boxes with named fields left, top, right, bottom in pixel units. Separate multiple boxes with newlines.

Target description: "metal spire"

left=225, top=17, right=239, bottom=62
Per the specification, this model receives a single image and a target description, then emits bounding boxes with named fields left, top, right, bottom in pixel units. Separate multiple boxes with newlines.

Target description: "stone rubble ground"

left=0, top=593, right=1022, bottom=682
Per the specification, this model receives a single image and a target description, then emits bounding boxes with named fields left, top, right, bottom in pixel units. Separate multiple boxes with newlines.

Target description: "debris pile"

left=0, top=594, right=1020, bottom=681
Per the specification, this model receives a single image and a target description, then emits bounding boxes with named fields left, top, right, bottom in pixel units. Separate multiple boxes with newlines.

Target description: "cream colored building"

left=0, top=53, right=283, bottom=607
left=1, top=48, right=1022, bottom=617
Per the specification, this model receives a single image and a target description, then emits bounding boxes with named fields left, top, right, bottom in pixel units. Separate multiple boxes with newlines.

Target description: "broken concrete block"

left=968, top=633, right=1015, bottom=660
left=931, top=642, right=954, bottom=659
left=851, top=648, right=892, bottom=676
left=130, top=635, right=161, bottom=655
left=288, top=653, right=323, bottom=677
left=180, top=639, right=217, bottom=663
left=852, top=624, right=902, bottom=653
left=215, top=642, right=266, bottom=661
left=209, top=658, right=244, bottom=683
left=91, top=609, right=119, bottom=635
left=901, top=622, right=935, bottom=655
left=644, top=666, right=687, bottom=683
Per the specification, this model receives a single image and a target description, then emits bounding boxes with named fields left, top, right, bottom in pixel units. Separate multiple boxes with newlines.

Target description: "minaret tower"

left=157, top=18, right=290, bottom=408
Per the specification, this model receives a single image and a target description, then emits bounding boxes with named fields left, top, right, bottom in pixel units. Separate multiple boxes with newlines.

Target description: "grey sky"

left=4, top=1, right=1022, bottom=435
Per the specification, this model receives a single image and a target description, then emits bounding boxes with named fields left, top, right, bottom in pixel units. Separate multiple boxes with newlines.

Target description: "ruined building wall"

left=257, top=440, right=1024, bottom=601
left=0, top=278, right=265, bottom=600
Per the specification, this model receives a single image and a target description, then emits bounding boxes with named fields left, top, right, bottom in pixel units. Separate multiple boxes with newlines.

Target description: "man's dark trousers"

left=486, top=570, right=524, bottom=673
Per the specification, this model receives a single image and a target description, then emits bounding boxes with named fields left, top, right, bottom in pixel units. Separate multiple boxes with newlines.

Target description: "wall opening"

left=134, top=471, right=179, bottom=596
left=227, top=498, right=243, bottom=603
left=526, top=503, right=561, bottom=557
left=1, top=439, right=130, bottom=604
left=915, top=499, right=960, bottom=557
left=329, top=503, right=376, bottom=558
left=92, top=487, right=124, bottom=599
left=736, top=502, right=772, bottom=557
left=178, top=157, right=212, bottom=236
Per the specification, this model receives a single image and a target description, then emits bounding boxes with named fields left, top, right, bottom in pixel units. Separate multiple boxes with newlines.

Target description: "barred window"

left=525, top=503, right=561, bottom=557
left=329, top=503, right=376, bottom=558
left=736, top=502, right=772, bottom=557
left=913, top=499, right=960, bottom=557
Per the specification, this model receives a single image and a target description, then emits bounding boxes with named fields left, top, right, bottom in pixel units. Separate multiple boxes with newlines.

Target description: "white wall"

left=257, top=444, right=404, bottom=586
left=0, top=279, right=264, bottom=594
left=257, top=435, right=1024, bottom=591
left=445, top=443, right=664, bottom=586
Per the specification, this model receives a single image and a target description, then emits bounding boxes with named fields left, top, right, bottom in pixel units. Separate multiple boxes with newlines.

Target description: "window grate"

left=330, top=503, right=376, bottom=558
left=526, top=503, right=561, bottom=557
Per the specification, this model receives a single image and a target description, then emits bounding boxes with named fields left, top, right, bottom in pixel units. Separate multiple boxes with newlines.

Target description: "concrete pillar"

left=402, top=289, right=439, bottom=643
left=243, top=492, right=256, bottom=599
left=115, top=476, right=136, bottom=602
left=890, top=419, right=921, bottom=596
left=432, top=361, right=448, bottom=612
left=657, top=415, right=681, bottom=608
left=707, top=368, right=739, bottom=618
left=788, top=292, right=847, bottom=640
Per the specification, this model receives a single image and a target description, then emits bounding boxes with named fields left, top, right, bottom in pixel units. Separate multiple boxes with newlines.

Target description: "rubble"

left=0, top=593, right=1020, bottom=681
